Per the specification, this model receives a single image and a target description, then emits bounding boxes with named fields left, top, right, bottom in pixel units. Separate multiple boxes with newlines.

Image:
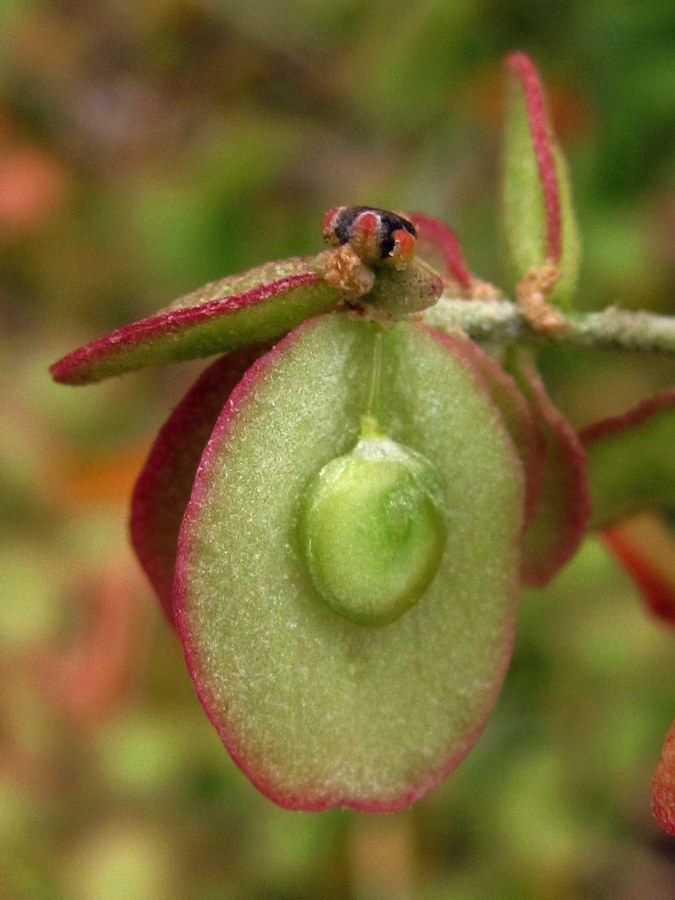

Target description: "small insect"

left=322, top=206, right=417, bottom=269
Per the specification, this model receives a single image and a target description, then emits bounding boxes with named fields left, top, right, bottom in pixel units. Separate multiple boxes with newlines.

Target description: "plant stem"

left=423, top=299, right=675, bottom=355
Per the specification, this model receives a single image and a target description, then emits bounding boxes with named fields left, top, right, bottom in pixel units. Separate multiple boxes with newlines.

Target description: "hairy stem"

left=423, top=299, right=675, bottom=355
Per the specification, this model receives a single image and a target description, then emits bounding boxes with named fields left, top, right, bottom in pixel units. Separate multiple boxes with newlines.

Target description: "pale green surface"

left=301, top=435, right=448, bottom=625
left=179, top=314, right=524, bottom=808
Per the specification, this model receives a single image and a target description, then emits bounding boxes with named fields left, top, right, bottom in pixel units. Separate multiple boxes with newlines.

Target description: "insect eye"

left=322, top=206, right=417, bottom=268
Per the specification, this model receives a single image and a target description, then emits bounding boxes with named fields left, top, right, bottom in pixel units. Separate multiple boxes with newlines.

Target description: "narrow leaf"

left=50, top=257, right=343, bottom=385
left=502, top=53, right=580, bottom=308
left=130, top=349, right=261, bottom=624
left=581, top=389, right=675, bottom=530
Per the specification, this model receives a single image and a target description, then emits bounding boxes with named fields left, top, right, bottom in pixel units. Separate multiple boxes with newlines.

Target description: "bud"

left=502, top=52, right=580, bottom=309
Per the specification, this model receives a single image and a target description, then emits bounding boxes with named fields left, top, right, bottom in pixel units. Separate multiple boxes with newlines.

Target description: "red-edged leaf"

left=405, top=213, right=473, bottom=291
left=130, top=349, right=261, bottom=624
left=175, top=314, right=524, bottom=811
left=602, top=514, right=675, bottom=627
left=507, top=352, right=590, bottom=586
left=50, top=257, right=343, bottom=385
left=506, top=53, right=562, bottom=262
left=653, top=720, right=675, bottom=836
left=581, top=389, right=675, bottom=530
left=502, top=53, right=580, bottom=308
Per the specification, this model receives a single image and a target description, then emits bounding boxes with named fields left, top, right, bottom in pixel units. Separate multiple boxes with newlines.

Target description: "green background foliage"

left=2, top=1, right=675, bottom=896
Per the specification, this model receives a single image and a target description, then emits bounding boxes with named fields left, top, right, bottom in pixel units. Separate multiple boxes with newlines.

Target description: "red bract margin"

left=506, top=52, right=562, bottom=263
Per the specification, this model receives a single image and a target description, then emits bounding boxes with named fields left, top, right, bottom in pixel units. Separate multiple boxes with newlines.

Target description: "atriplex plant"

left=51, top=53, right=675, bottom=828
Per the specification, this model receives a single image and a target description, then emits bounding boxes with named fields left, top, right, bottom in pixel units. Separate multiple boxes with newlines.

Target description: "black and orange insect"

left=322, top=206, right=417, bottom=268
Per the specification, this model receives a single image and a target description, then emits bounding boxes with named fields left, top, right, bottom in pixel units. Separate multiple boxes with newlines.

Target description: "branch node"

left=515, top=264, right=568, bottom=335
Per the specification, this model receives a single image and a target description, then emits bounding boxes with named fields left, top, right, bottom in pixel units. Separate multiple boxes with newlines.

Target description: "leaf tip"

left=505, top=52, right=562, bottom=264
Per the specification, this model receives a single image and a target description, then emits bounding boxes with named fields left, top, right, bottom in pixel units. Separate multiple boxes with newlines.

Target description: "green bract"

left=175, top=315, right=524, bottom=811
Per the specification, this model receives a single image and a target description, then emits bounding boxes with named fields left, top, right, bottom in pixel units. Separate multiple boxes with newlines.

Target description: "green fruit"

left=301, top=434, right=447, bottom=626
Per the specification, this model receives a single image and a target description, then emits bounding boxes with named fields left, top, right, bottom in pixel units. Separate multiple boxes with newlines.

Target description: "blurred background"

left=2, top=1, right=675, bottom=897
